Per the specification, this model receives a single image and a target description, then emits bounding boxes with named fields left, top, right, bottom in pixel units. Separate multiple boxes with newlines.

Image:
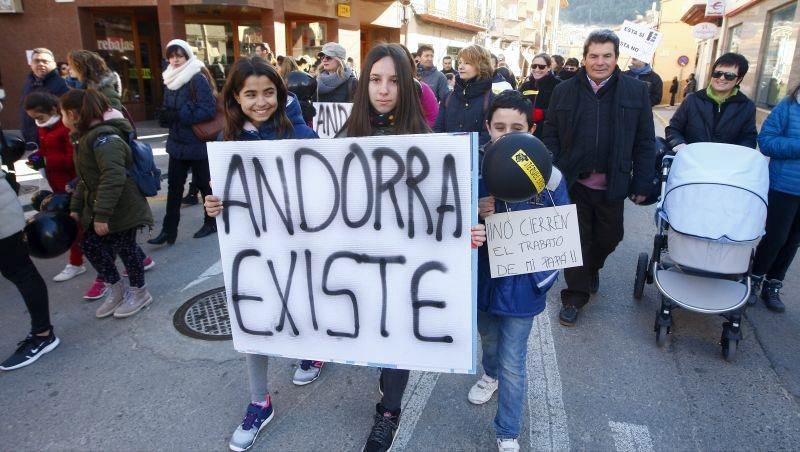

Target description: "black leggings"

left=83, top=228, right=145, bottom=288
left=753, top=189, right=800, bottom=281
left=0, top=231, right=51, bottom=334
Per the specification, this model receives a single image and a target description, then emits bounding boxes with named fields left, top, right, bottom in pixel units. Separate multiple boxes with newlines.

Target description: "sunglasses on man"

left=531, top=64, right=548, bottom=70
left=712, top=71, right=738, bottom=81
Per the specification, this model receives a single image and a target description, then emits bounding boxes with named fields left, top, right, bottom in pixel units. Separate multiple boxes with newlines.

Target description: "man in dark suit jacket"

left=543, top=30, right=656, bottom=327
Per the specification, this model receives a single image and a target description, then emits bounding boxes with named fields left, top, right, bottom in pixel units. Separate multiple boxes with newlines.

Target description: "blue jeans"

left=478, top=309, right=535, bottom=439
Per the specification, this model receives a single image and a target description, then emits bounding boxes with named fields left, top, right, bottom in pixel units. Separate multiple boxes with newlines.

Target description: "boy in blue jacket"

left=470, top=91, right=570, bottom=452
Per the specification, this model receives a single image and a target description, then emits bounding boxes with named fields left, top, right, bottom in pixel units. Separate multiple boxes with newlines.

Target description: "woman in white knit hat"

left=148, top=39, right=219, bottom=246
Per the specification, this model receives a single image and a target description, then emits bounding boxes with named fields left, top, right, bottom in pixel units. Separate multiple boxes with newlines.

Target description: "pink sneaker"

left=83, top=278, right=109, bottom=300
left=122, top=257, right=156, bottom=277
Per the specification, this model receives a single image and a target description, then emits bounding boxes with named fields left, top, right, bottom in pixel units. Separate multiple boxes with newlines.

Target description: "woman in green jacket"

left=61, top=89, right=154, bottom=319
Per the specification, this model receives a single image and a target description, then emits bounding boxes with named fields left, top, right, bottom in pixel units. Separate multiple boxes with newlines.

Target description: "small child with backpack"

left=59, top=88, right=155, bottom=319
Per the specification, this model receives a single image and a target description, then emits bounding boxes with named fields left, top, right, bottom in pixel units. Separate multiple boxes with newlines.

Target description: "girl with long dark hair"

left=203, top=56, right=317, bottom=452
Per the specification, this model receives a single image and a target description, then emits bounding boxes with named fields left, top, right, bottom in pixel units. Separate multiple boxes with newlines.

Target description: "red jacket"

left=36, top=120, right=76, bottom=193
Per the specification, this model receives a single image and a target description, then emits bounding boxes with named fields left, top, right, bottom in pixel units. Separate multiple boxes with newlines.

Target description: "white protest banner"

left=208, top=133, right=478, bottom=374
left=484, top=204, right=583, bottom=278
left=618, top=21, right=663, bottom=63
left=312, top=102, right=353, bottom=138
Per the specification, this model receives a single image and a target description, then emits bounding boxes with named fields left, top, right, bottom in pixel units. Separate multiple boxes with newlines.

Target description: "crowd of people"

left=1, top=27, right=799, bottom=452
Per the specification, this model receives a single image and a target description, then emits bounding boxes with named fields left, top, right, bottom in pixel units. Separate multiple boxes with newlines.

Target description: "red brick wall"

left=0, top=2, right=83, bottom=129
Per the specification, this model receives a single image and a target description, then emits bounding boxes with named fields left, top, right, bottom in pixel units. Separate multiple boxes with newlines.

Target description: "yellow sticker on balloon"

left=511, top=149, right=545, bottom=193
left=522, top=90, right=539, bottom=96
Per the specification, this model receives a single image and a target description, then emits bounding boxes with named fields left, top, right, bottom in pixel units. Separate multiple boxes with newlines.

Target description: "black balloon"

left=31, top=190, right=53, bottom=212
left=40, top=192, right=71, bottom=213
left=0, top=133, right=25, bottom=166
left=482, top=132, right=553, bottom=202
left=287, top=71, right=317, bottom=102
left=24, top=212, right=78, bottom=259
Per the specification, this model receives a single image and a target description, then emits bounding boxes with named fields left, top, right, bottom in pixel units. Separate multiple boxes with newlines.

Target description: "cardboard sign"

left=618, top=21, right=663, bottom=63
left=312, top=102, right=353, bottom=138
left=207, top=133, right=478, bottom=373
left=484, top=204, right=583, bottom=278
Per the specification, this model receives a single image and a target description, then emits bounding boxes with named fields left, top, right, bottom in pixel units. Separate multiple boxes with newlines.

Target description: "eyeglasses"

left=564, top=66, right=578, bottom=72
left=531, top=64, right=548, bottom=70
left=712, top=71, right=738, bottom=81
left=32, top=58, right=53, bottom=65
left=321, top=55, right=334, bottom=61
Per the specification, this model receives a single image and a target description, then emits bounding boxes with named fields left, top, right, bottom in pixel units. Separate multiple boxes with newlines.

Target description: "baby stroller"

left=633, top=142, right=769, bottom=361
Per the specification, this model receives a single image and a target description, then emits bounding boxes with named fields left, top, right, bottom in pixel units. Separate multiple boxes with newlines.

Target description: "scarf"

left=317, top=66, right=353, bottom=95
left=35, top=114, right=61, bottom=128
left=369, top=108, right=396, bottom=128
left=162, top=58, right=205, bottom=91
left=706, top=85, right=739, bottom=106
left=628, top=64, right=652, bottom=77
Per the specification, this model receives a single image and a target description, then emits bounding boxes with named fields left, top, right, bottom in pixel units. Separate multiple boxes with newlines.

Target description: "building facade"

left=681, top=0, right=799, bottom=122
left=0, top=0, right=403, bottom=126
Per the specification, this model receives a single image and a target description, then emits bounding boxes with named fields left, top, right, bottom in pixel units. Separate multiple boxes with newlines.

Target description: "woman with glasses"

left=666, top=53, right=757, bottom=150
left=315, top=42, right=358, bottom=103
left=518, top=53, right=561, bottom=139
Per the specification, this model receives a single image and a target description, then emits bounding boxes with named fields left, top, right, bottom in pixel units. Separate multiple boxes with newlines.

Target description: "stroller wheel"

left=656, top=325, right=669, bottom=348
left=721, top=339, right=738, bottom=362
left=634, top=252, right=648, bottom=300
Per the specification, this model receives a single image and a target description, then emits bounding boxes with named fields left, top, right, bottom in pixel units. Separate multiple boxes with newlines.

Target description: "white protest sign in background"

left=312, top=102, right=353, bottom=138
left=485, top=204, right=582, bottom=278
left=208, top=133, right=478, bottom=373
left=618, top=21, right=663, bottom=63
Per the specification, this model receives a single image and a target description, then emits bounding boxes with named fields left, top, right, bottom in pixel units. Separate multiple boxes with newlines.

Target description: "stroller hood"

left=660, top=142, right=769, bottom=243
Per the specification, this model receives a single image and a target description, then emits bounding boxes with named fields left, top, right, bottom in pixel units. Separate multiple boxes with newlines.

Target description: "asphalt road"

left=1, top=111, right=798, bottom=451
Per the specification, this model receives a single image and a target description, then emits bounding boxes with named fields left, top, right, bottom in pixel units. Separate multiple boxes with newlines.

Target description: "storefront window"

left=185, top=23, right=234, bottom=69
left=755, top=3, right=798, bottom=109
left=94, top=15, right=140, bottom=103
left=727, top=24, right=742, bottom=53
left=289, top=22, right=327, bottom=58
left=239, top=25, right=263, bottom=58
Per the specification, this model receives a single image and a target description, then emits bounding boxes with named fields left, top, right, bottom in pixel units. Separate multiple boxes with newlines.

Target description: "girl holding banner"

left=204, top=57, right=318, bottom=452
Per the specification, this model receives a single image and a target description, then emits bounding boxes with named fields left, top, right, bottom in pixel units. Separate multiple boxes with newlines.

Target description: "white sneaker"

left=468, top=374, right=498, bottom=404
left=53, top=264, right=86, bottom=282
left=497, top=438, right=520, bottom=452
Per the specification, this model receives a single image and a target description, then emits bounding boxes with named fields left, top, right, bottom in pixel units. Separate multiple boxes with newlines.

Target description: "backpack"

left=94, top=133, right=161, bottom=197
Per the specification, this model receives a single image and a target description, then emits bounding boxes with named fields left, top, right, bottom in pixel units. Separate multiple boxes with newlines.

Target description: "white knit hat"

left=166, top=39, right=195, bottom=60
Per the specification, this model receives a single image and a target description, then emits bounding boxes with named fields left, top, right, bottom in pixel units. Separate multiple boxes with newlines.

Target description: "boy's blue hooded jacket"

left=478, top=159, right=571, bottom=317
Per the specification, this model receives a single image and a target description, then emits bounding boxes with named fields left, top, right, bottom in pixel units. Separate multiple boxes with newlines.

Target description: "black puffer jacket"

left=434, top=76, right=494, bottom=145
left=665, top=88, right=757, bottom=149
left=543, top=67, right=656, bottom=201
left=518, top=73, right=561, bottom=138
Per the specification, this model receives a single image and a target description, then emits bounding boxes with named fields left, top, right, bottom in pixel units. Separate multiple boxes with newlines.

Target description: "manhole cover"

left=173, top=287, right=232, bottom=340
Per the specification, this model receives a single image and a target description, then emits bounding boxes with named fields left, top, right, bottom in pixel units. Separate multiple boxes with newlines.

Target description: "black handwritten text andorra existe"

left=220, top=143, right=465, bottom=344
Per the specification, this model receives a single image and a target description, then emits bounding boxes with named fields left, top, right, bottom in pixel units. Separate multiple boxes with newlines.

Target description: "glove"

left=26, top=153, right=45, bottom=170
left=158, top=108, right=178, bottom=127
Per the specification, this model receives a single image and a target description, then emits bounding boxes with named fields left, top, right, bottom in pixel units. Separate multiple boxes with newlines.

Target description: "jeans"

left=478, top=309, right=535, bottom=439
left=0, top=231, right=51, bottom=334
left=380, top=368, right=409, bottom=413
left=246, top=353, right=270, bottom=402
left=753, top=189, right=800, bottom=281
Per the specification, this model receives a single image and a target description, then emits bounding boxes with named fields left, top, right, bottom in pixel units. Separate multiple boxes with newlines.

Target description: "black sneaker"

left=181, top=193, right=199, bottom=206
left=559, top=305, right=578, bottom=327
left=761, top=279, right=786, bottom=313
left=0, top=331, right=60, bottom=371
left=748, top=275, right=763, bottom=306
left=590, top=271, right=600, bottom=294
left=362, top=404, right=399, bottom=452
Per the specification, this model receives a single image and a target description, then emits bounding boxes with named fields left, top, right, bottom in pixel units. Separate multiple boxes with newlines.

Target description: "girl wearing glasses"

left=666, top=52, right=757, bottom=150
left=518, top=53, right=561, bottom=139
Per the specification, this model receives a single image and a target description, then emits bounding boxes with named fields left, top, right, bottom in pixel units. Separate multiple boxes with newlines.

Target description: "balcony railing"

left=411, top=0, right=489, bottom=30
